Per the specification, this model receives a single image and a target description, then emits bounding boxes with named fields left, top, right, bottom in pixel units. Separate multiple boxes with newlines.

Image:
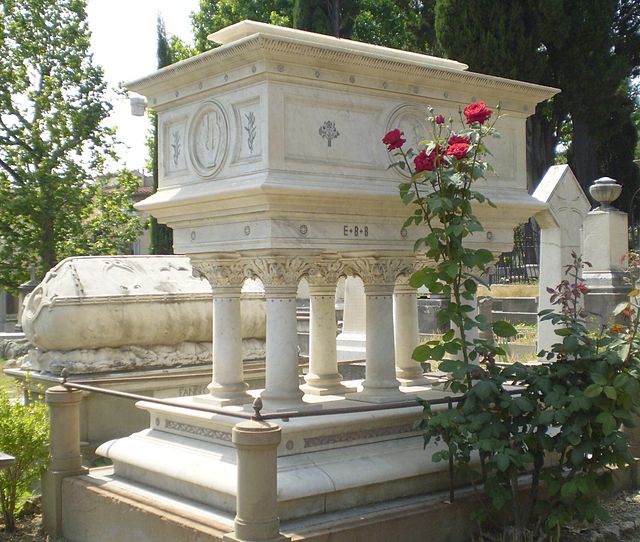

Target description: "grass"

left=477, top=283, right=539, bottom=298
left=0, top=358, right=16, bottom=392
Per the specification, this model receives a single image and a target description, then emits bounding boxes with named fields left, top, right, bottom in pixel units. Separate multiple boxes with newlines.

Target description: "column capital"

left=347, top=257, right=414, bottom=287
left=307, top=259, right=345, bottom=289
left=244, top=256, right=309, bottom=292
left=192, top=258, right=245, bottom=290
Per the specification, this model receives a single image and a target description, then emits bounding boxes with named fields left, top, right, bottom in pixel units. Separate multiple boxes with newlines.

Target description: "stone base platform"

left=60, top=463, right=486, bottom=542
left=96, top=386, right=453, bottom=522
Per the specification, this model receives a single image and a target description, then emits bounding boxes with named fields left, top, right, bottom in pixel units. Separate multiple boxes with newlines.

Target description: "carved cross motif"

left=318, top=120, right=339, bottom=147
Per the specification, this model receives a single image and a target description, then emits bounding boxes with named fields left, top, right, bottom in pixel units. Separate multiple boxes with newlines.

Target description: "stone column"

left=393, top=275, right=428, bottom=385
left=336, top=277, right=367, bottom=360
left=193, top=259, right=251, bottom=406
left=246, top=257, right=308, bottom=409
left=302, top=260, right=346, bottom=395
left=223, top=421, right=290, bottom=542
left=350, top=257, right=406, bottom=403
left=582, top=177, right=631, bottom=328
left=42, top=386, right=88, bottom=541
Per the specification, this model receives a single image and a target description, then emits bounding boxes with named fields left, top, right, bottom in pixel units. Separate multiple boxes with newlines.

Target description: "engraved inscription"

left=303, top=423, right=415, bottom=449
left=343, top=225, right=369, bottom=237
left=178, top=386, right=208, bottom=397
left=165, top=420, right=232, bottom=442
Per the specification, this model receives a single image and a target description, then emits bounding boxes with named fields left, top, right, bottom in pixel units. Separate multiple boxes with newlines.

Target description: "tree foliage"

left=148, top=17, right=197, bottom=255
left=0, top=382, right=49, bottom=532
left=192, top=0, right=292, bottom=52
left=0, top=0, right=144, bottom=292
left=434, top=0, right=640, bottom=203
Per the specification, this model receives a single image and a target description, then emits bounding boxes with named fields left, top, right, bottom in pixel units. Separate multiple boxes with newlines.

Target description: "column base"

left=349, top=387, right=411, bottom=404
left=196, top=383, right=253, bottom=407
left=223, top=532, right=291, bottom=542
left=398, top=376, right=432, bottom=387
left=301, top=382, right=349, bottom=396
left=301, top=374, right=348, bottom=396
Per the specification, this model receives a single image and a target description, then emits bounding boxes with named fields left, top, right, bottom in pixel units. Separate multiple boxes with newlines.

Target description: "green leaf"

left=492, top=320, right=518, bottom=338
left=584, top=384, right=603, bottom=398
left=495, top=453, right=510, bottom=472
left=596, top=412, right=618, bottom=435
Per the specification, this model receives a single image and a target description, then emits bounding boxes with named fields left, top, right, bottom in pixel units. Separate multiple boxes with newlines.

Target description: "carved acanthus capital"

left=243, top=257, right=309, bottom=289
left=347, top=257, right=413, bottom=286
left=396, top=257, right=422, bottom=286
left=191, top=259, right=245, bottom=289
left=307, top=259, right=345, bottom=288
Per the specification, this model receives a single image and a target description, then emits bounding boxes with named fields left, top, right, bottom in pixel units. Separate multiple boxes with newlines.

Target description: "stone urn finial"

left=589, top=177, right=622, bottom=211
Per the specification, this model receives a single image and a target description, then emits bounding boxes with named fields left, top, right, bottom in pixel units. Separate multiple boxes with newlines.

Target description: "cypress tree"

left=148, top=17, right=175, bottom=255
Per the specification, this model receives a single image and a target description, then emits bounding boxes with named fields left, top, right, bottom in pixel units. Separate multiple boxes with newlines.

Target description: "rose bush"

left=383, top=104, right=640, bottom=541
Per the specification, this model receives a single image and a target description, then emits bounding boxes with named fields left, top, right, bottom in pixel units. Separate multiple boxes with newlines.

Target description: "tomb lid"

left=126, top=20, right=559, bottom=110
left=209, top=20, right=468, bottom=72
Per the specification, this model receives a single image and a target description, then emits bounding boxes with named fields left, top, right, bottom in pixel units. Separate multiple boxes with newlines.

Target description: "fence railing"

left=45, top=371, right=523, bottom=541
left=489, top=220, right=540, bottom=285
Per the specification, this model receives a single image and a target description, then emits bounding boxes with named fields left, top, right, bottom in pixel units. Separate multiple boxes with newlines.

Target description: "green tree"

left=434, top=0, right=640, bottom=200
left=147, top=17, right=196, bottom=255
left=0, top=0, right=144, bottom=292
left=434, top=0, right=558, bottom=191
left=192, top=0, right=292, bottom=53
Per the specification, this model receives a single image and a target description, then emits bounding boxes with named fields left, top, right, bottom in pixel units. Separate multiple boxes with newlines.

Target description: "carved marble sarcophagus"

left=131, top=20, right=558, bottom=256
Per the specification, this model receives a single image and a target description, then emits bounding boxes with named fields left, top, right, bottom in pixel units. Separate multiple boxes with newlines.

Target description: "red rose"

left=463, top=101, right=492, bottom=125
left=448, top=134, right=470, bottom=145
left=414, top=148, right=437, bottom=171
left=382, top=129, right=406, bottom=151
left=445, top=143, right=470, bottom=159
left=435, top=114, right=445, bottom=125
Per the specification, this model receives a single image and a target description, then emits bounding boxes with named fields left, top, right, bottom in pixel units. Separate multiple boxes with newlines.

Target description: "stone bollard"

left=223, top=420, right=290, bottom=542
left=42, top=386, right=88, bottom=541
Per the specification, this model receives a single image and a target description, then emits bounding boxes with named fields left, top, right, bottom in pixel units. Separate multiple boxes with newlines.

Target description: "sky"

left=86, top=0, right=201, bottom=173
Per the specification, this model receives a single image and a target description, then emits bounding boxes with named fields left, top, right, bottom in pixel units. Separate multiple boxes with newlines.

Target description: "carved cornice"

left=192, top=260, right=245, bottom=289
left=243, top=257, right=309, bottom=289
left=128, top=34, right=558, bottom=108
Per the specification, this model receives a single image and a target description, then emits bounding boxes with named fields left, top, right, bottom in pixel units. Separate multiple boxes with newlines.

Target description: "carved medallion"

left=188, top=101, right=229, bottom=177
left=385, top=105, right=431, bottom=178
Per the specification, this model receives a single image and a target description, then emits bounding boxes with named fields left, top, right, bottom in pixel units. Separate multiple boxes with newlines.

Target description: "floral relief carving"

left=244, top=111, right=257, bottom=153
left=191, top=260, right=245, bottom=288
left=347, top=257, right=413, bottom=285
left=243, top=257, right=309, bottom=288
left=307, top=259, right=345, bottom=287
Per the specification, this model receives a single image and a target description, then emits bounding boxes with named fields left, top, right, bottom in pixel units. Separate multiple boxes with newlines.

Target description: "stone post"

left=582, top=177, right=631, bottom=329
left=246, top=257, right=307, bottom=409
left=223, top=421, right=290, bottom=542
left=533, top=165, right=591, bottom=351
left=350, top=257, right=406, bottom=402
left=42, top=386, right=88, bottom=541
left=193, top=259, right=251, bottom=406
left=393, top=276, right=428, bottom=385
left=302, top=260, right=347, bottom=395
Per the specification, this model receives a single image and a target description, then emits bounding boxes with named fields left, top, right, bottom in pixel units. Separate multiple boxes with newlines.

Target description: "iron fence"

left=489, top=219, right=540, bottom=285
